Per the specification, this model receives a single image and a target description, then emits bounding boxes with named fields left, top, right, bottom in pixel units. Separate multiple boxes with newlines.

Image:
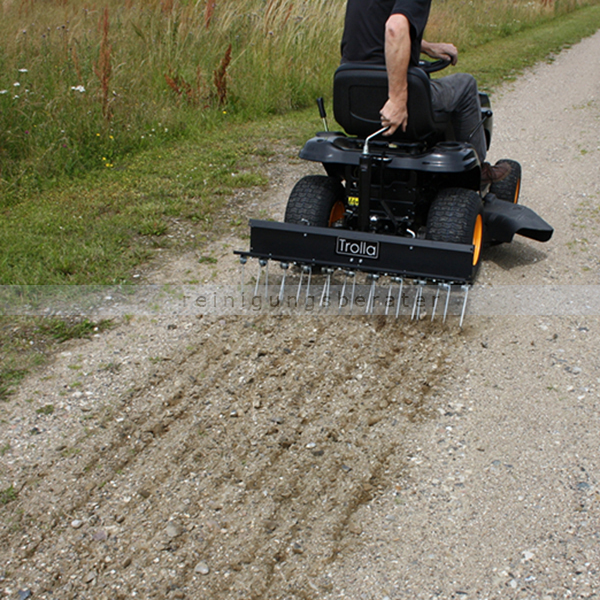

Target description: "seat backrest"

left=333, top=63, right=441, bottom=142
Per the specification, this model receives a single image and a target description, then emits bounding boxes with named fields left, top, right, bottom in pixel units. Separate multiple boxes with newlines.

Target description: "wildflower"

left=0, top=90, right=7, bottom=95
left=14, top=82, right=20, bottom=87
left=18, top=68, right=28, bottom=73
left=71, top=85, right=86, bottom=93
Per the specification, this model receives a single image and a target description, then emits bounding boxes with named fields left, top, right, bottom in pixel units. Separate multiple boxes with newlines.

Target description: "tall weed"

left=0, top=0, right=598, bottom=197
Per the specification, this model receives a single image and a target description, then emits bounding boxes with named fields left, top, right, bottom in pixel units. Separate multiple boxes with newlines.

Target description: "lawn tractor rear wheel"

left=284, top=175, right=345, bottom=227
left=426, top=187, right=484, bottom=270
left=490, top=159, right=521, bottom=204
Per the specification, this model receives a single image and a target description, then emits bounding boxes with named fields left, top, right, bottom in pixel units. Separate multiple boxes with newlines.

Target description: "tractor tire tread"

left=426, top=187, right=482, bottom=245
left=284, top=175, right=344, bottom=227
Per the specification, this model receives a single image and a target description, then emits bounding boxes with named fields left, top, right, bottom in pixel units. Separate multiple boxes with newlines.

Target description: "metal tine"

left=431, top=283, right=442, bottom=321
left=373, top=274, right=381, bottom=314
left=254, top=259, right=267, bottom=297
left=329, top=268, right=335, bottom=301
left=349, top=271, right=357, bottom=315
left=279, top=262, right=289, bottom=303
left=305, top=266, right=313, bottom=305
left=339, top=271, right=349, bottom=312
left=394, top=277, right=404, bottom=319
left=365, top=274, right=373, bottom=314
left=320, top=268, right=333, bottom=308
left=239, top=256, right=248, bottom=312
left=365, top=274, right=379, bottom=314
left=459, top=284, right=470, bottom=328
left=372, top=274, right=381, bottom=315
left=330, top=269, right=337, bottom=308
left=264, top=259, right=270, bottom=300
left=411, top=280, right=426, bottom=321
left=384, top=274, right=392, bottom=316
left=410, top=284, right=419, bottom=320
left=296, top=266, right=306, bottom=304
left=442, top=283, right=452, bottom=323
left=239, top=256, right=247, bottom=294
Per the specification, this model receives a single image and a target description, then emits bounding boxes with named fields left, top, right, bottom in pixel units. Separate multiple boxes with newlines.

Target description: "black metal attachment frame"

left=235, top=219, right=476, bottom=284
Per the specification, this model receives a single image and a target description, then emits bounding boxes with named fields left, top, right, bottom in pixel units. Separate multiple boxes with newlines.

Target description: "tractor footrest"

left=236, top=220, right=476, bottom=283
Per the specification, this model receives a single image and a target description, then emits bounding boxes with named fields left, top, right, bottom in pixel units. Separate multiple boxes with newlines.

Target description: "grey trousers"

left=429, top=73, right=487, bottom=162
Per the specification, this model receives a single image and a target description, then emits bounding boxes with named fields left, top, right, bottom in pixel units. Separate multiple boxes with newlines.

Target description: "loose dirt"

left=2, top=31, right=600, bottom=600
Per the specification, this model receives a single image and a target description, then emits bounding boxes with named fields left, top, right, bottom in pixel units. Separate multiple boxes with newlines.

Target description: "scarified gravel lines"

left=1, top=314, right=457, bottom=599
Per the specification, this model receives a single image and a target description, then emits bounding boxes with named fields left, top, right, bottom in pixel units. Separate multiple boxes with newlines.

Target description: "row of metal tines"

left=238, top=256, right=470, bottom=326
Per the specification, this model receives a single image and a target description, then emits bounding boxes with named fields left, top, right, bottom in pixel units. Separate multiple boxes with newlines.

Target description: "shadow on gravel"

left=484, top=240, right=549, bottom=271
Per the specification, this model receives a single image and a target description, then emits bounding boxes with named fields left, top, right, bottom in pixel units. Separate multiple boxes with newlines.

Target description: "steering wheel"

left=418, top=58, right=451, bottom=74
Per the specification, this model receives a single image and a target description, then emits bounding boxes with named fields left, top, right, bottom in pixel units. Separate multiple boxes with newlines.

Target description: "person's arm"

left=421, top=39, right=458, bottom=65
left=380, top=13, right=411, bottom=135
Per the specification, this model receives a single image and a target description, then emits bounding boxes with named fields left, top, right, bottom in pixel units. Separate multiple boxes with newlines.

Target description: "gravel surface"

left=2, top=31, right=600, bottom=600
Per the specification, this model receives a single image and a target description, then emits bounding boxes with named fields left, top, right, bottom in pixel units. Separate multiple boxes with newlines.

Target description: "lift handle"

left=316, top=97, right=328, bottom=131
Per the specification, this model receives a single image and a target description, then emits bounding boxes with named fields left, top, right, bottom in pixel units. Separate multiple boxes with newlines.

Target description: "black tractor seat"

left=333, top=62, right=450, bottom=144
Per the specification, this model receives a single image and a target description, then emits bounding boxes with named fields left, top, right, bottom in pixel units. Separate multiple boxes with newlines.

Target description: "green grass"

left=0, top=0, right=346, bottom=195
left=37, top=318, right=113, bottom=342
left=3, top=3, right=600, bottom=288
left=0, top=485, right=18, bottom=505
left=0, top=368, right=28, bottom=402
left=0, top=0, right=597, bottom=197
left=454, top=3, right=600, bottom=91
left=0, top=317, right=112, bottom=403
left=0, top=113, right=303, bottom=285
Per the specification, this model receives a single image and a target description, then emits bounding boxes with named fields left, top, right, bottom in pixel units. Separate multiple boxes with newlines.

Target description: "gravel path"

left=1, top=30, right=600, bottom=600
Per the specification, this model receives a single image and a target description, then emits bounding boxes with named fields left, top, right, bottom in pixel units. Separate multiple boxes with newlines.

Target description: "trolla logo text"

left=336, top=237, right=379, bottom=260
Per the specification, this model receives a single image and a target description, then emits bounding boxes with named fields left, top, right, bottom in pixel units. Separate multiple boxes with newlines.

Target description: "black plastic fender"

left=483, top=194, right=553, bottom=243
left=299, top=135, right=479, bottom=174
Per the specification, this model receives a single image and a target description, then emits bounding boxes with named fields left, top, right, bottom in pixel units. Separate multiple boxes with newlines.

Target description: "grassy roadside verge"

left=4, top=4, right=600, bottom=287
left=3, top=0, right=593, bottom=193
left=456, top=3, right=600, bottom=90
left=1, top=4, right=600, bottom=400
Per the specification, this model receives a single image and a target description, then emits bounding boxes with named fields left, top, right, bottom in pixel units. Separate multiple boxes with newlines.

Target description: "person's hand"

left=422, top=41, right=458, bottom=65
left=380, top=97, right=408, bottom=135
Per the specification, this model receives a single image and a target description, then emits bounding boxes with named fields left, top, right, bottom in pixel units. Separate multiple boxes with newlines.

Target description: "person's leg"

left=429, top=73, right=487, bottom=162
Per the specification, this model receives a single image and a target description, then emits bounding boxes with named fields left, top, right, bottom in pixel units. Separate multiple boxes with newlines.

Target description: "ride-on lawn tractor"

left=235, top=60, right=553, bottom=323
